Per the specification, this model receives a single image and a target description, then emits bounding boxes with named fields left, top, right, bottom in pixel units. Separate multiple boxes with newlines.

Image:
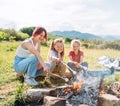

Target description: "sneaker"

left=24, top=75, right=39, bottom=86
left=31, top=78, right=39, bottom=85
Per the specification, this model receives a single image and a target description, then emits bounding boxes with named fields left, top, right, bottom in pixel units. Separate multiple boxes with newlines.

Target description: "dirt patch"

left=0, top=82, right=17, bottom=99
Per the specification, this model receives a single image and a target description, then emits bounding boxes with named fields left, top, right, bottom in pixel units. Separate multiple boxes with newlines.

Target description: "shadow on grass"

left=36, top=76, right=66, bottom=88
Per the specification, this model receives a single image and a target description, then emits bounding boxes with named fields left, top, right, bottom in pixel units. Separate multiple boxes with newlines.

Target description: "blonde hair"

left=71, top=39, right=81, bottom=47
left=49, top=38, right=65, bottom=57
left=71, top=39, right=81, bottom=63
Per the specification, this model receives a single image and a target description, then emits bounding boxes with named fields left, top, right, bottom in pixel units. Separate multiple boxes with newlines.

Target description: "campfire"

left=58, top=81, right=83, bottom=99
left=64, top=81, right=83, bottom=94
left=24, top=66, right=120, bottom=106
left=55, top=70, right=102, bottom=106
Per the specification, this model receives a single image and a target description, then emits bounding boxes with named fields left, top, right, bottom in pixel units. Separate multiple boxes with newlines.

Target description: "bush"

left=16, top=32, right=29, bottom=41
left=82, top=43, right=89, bottom=48
left=19, top=27, right=35, bottom=36
left=4, top=29, right=17, bottom=41
left=88, top=44, right=96, bottom=49
left=9, top=36, right=16, bottom=42
left=0, top=31, right=7, bottom=41
left=65, top=38, right=72, bottom=43
left=103, top=41, right=120, bottom=50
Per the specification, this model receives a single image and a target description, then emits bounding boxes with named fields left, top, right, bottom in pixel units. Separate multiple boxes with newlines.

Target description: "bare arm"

left=79, top=55, right=84, bottom=65
left=48, top=52, right=57, bottom=61
left=48, top=51, right=62, bottom=62
left=56, top=51, right=63, bottom=61
left=37, top=43, right=40, bottom=53
left=68, top=55, right=77, bottom=64
left=75, top=55, right=84, bottom=68
left=22, top=42, right=49, bottom=71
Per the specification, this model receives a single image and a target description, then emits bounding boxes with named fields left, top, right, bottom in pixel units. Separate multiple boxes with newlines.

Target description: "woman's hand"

left=44, top=66, right=50, bottom=73
left=37, top=63, right=43, bottom=70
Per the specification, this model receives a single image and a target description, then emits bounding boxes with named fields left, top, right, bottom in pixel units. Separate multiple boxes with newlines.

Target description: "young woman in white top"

left=14, top=26, right=50, bottom=86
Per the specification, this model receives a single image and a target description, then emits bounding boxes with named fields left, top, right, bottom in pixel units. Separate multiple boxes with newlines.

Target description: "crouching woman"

left=13, top=26, right=50, bottom=86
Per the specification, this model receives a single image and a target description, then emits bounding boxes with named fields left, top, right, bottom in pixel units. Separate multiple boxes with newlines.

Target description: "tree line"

left=0, top=27, right=120, bottom=50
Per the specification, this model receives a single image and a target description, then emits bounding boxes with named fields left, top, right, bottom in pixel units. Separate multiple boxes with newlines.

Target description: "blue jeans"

left=67, top=61, right=88, bottom=79
left=14, top=56, right=50, bottom=78
left=67, top=61, right=88, bottom=72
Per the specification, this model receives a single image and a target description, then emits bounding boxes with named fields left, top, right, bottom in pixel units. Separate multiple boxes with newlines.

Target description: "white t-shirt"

left=48, top=50, right=58, bottom=63
left=16, top=37, right=38, bottom=58
left=48, top=50, right=64, bottom=64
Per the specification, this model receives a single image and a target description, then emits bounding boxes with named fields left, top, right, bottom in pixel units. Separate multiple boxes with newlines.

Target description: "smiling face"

left=36, top=31, right=46, bottom=42
left=72, top=42, right=80, bottom=52
left=54, top=42, right=64, bottom=53
left=32, top=27, right=47, bottom=42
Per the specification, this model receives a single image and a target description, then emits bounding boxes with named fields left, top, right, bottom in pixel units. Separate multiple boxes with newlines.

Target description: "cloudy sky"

left=0, top=0, right=120, bottom=36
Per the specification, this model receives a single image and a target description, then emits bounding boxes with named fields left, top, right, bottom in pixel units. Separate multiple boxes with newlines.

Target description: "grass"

left=0, top=41, right=120, bottom=105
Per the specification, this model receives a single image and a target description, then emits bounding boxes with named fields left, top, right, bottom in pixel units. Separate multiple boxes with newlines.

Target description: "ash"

left=59, top=69, right=102, bottom=106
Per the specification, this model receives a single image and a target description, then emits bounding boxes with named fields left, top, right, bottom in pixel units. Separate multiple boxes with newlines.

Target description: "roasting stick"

left=61, top=62, right=88, bottom=80
left=45, top=61, right=88, bottom=82
left=62, top=62, right=88, bottom=73
left=50, top=72, right=69, bottom=82
left=62, top=62, right=77, bottom=75
left=45, top=71, right=69, bottom=82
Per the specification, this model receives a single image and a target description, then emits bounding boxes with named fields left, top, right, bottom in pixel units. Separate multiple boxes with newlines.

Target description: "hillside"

left=49, top=30, right=120, bottom=40
left=101, top=35, right=120, bottom=41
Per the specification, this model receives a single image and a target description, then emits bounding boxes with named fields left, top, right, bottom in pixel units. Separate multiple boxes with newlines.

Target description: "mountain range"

left=49, top=30, right=120, bottom=41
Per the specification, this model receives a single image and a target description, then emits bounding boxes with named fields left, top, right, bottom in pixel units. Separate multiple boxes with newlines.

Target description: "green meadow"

left=0, top=41, right=120, bottom=105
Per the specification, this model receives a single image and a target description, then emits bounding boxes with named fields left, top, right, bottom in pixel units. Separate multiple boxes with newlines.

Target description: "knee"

left=59, top=63, right=66, bottom=69
left=82, top=62, right=88, bottom=68
left=30, top=56, right=39, bottom=64
left=46, top=62, right=51, bottom=69
left=67, top=62, right=73, bottom=66
left=32, top=56, right=38, bottom=61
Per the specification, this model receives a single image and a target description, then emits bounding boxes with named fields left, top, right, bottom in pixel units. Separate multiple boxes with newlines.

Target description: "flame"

left=73, top=81, right=82, bottom=91
left=100, top=89, right=105, bottom=95
left=64, top=87, right=72, bottom=94
left=64, top=81, right=83, bottom=95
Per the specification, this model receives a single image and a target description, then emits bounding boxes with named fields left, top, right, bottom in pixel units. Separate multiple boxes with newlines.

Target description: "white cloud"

left=0, top=0, right=120, bottom=35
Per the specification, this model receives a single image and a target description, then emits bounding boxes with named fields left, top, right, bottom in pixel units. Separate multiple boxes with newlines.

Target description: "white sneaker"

left=24, top=75, right=39, bottom=86
left=31, top=78, right=39, bottom=85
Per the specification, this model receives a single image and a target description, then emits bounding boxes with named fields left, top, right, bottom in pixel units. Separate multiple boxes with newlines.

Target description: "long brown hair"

left=32, top=26, right=47, bottom=41
left=49, top=38, right=65, bottom=57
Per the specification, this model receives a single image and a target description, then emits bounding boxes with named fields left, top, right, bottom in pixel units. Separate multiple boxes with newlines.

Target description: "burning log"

left=61, top=91, right=74, bottom=99
left=59, top=76, right=102, bottom=106
left=59, top=81, right=83, bottom=99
